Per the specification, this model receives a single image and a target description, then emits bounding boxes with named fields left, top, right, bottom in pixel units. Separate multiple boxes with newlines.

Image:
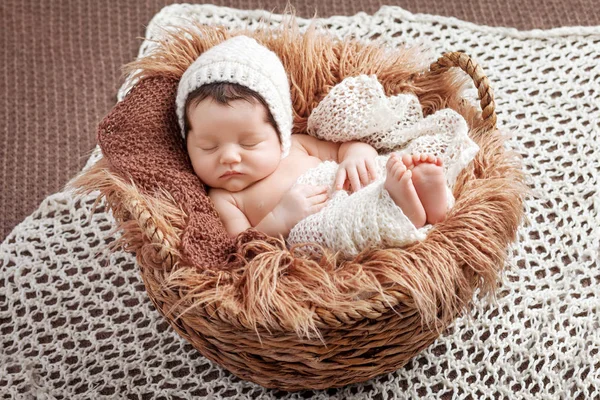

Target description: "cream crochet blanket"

left=288, top=74, right=479, bottom=257
left=2, top=4, right=599, bottom=399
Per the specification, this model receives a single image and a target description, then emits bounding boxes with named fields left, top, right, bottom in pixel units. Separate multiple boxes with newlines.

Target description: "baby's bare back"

left=233, top=147, right=322, bottom=226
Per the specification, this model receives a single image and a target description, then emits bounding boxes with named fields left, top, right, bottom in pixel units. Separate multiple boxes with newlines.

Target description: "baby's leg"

left=402, top=153, right=447, bottom=224
left=384, top=153, right=426, bottom=228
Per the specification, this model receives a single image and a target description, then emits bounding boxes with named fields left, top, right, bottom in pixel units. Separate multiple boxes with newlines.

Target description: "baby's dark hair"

left=184, top=82, right=280, bottom=138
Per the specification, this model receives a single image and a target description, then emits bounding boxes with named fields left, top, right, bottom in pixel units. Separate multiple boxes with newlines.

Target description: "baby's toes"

left=410, top=153, right=423, bottom=166
left=402, top=153, right=414, bottom=169
left=393, top=162, right=407, bottom=179
left=386, top=153, right=399, bottom=170
left=426, top=154, right=440, bottom=164
left=424, top=154, right=443, bottom=166
left=399, top=168, right=412, bottom=182
left=387, top=157, right=401, bottom=176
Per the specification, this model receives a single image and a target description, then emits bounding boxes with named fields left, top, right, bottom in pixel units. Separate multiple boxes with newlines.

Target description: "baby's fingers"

left=366, top=158, right=377, bottom=181
left=357, top=163, right=371, bottom=187
left=301, top=184, right=330, bottom=196
left=309, top=192, right=329, bottom=205
left=334, top=168, right=347, bottom=191
left=310, top=201, right=328, bottom=214
left=346, top=167, right=361, bottom=192
left=308, top=191, right=329, bottom=214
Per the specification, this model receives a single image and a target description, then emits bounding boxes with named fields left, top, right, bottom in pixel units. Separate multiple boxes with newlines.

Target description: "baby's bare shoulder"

left=290, top=134, right=311, bottom=151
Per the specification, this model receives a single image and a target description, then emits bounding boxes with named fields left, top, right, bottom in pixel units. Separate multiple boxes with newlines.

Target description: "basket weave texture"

left=75, top=22, right=525, bottom=391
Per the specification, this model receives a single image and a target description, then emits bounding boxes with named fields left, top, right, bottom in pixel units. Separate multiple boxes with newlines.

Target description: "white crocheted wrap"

left=288, top=75, right=479, bottom=258
left=307, top=74, right=424, bottom=149
left=2, top=4, right=599, bottom=399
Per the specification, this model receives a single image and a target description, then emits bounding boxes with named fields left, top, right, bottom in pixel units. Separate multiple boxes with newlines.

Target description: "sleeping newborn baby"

left=176, top=35, right=477, bottom=257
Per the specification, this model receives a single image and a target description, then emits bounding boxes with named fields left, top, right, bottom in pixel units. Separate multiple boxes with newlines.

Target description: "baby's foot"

left=384, top=153, right=426, bottom=228
left=401, top=153, right=447, bottom=224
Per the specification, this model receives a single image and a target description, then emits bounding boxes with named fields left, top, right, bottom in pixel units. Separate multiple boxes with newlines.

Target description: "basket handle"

left=429, top=52, right=497, bottom=130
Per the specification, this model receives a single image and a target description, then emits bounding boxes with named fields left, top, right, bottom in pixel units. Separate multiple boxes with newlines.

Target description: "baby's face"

left=186, top=98, right=282, bottom=192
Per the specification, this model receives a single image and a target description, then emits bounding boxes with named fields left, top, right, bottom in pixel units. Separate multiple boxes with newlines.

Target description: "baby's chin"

left=212, top=178, right=255, bottom=193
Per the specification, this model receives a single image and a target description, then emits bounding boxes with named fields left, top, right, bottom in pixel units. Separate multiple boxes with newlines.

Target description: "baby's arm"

left=211, top=190, right=287, bottom=238
left=211, top=185, right=328, bottom=239
left=210, top=189, right=252, bottom=238
left=293, top=134, right=379, bottom=192
left=292, top=134, right=341, bottom=162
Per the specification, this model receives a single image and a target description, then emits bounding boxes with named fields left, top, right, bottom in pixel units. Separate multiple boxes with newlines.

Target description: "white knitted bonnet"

left=176, top=35, right=293, bottom=158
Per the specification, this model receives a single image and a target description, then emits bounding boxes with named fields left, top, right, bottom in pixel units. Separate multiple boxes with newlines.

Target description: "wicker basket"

left=75, top=24, right=525, bottom=391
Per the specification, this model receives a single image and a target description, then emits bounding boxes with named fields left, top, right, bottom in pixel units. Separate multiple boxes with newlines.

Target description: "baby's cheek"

left=189, top=155, right=213, bottom=181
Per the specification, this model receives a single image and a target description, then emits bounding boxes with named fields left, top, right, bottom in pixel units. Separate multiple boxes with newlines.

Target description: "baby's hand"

left=335, top=156, right=378, bottom=192
left=273, top=184, right=329, bottom=232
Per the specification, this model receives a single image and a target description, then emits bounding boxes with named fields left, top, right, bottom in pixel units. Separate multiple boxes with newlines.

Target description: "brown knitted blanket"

left=97, top=75, right=268, bottom=268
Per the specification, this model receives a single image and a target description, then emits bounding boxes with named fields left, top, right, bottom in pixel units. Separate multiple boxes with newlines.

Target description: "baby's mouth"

left=221, top=171, right=243, bottom=178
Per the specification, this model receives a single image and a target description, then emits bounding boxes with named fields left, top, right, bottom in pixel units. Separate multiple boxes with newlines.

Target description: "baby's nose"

left=219, top=146, right=242, bottom=164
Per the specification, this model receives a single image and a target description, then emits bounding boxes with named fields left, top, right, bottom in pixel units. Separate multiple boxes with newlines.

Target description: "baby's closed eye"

left=200, top=145, right=218, bottom=152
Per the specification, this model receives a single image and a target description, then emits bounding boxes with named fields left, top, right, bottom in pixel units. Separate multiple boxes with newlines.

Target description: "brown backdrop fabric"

left=1, top=0, right=599, bottom=241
